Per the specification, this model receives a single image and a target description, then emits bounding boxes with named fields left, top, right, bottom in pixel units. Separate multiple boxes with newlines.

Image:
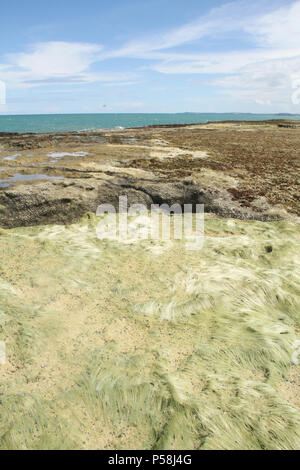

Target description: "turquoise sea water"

left=0, top=113, right=300, bottom=134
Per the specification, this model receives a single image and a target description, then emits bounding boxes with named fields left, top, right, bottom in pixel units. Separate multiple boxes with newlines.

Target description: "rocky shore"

left=1, top=119, right=299, bottom=450
left=0, top=119, right=299, bottom=228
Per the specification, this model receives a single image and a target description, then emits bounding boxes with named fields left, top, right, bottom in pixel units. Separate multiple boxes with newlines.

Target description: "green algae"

left=0, top=214, right=299, bottom=449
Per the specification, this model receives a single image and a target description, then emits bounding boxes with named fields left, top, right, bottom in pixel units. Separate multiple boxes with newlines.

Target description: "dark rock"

left=0, top=175, right=280, bottom=229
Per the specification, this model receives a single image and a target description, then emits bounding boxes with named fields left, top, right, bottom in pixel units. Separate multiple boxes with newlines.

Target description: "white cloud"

left=246, top=1, right=300, bottom=48
left=210, top=54, right=300, bottom=107
left=115, top=0, right=300, bottom=109
left=12, top=42, right=102, bottom=76
left=112, top=0, right=269, bottom=58
left=150, top=49, right=300, bottom=75
left=0, top=41, right=137, bottom=88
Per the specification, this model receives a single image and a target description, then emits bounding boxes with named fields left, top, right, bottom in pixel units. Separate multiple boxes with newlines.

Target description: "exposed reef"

left=0, top=120, right=299, bottom=228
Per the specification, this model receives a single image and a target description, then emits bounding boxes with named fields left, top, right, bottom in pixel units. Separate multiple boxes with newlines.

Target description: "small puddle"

left=124, top=137, right=138, bottom=143
left=47, top=151, right=89, bottom=162
left=3, top=154, right=21, bottom=161
left=0, top=173, right=64, bottom=189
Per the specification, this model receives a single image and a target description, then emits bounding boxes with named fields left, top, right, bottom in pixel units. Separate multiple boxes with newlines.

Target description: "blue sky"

left=1, top=0, right=300, bottom=114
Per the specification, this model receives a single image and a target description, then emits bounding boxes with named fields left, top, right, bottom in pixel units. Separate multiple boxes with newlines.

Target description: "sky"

left=1, top=0, right=300, bottom=114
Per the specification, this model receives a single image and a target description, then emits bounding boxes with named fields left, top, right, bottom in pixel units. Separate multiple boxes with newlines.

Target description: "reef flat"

left=0, top=120, right=299, bottom=228
left=0, top=121, right=299, bottom=450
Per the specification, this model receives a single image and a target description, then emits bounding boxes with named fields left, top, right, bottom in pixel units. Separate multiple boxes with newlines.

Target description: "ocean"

left=0, top=113, right=299, bottom=134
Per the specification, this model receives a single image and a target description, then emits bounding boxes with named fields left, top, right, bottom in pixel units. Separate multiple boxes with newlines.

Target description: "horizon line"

left=1, top=111, right=300, bottom=117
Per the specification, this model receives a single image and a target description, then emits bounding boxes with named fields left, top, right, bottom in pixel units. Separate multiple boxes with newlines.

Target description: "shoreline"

left=1, top=114, right=300, bottom=135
